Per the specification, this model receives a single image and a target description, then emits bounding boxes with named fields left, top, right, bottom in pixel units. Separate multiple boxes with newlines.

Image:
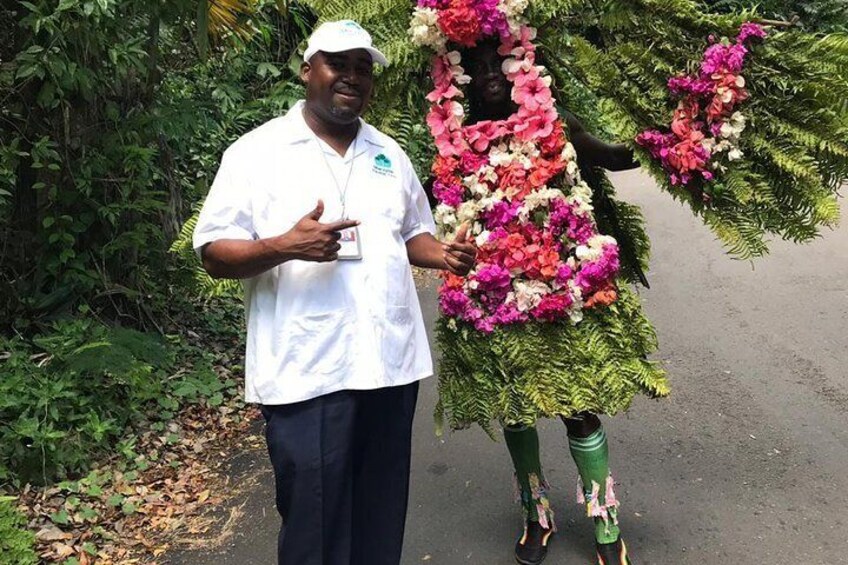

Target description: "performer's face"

left=466, top=42, right=511, bottom=109
left=301, top=49, right=375, bottom=124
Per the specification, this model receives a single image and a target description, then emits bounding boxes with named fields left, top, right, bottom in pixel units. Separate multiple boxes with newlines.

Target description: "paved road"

left=169, top=170, right=848, bottom=564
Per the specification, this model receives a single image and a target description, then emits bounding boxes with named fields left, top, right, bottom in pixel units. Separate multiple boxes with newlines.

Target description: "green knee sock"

left=503, top=425, right=554, bottom=529
left=568, top=426, right=620, bottom=544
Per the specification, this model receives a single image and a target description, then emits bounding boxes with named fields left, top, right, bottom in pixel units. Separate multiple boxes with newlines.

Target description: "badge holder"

left=338, top=226, right=362, bottom=260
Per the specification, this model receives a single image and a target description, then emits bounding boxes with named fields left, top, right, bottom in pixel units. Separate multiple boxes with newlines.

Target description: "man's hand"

left=282, top=200, right=360, bottom=262
left=442, top=223, right=476, bottom=276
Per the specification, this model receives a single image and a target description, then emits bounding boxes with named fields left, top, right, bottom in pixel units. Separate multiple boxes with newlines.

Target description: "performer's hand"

left=282, top=200, right=359, bottom=262
left=443, top=223, right=476, bottom=276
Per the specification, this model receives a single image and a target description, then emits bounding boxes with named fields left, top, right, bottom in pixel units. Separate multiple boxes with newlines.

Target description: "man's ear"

left=300, top=61, right=311, bottom=84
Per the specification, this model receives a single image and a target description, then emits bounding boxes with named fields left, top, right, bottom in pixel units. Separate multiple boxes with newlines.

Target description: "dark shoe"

left=514, top=520, right=553, bottom=565
left=596, top=537, right=631, bottom=565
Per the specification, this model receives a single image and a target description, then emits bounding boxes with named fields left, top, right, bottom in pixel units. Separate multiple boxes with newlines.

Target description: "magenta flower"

left=433, top=180, right=465, bottom=207
left=737, top=23, right=767, bottom=44
left=483, top=200, right=521, bottom=228
left=459, top=150, right=489, bottom=174
left=474, top=263, right=512, bottom=292
left=439, top=288, right=471, bottom=318
left=532, top=292, right=574, bottom=322
left=574, top=245, right=620, bottom=294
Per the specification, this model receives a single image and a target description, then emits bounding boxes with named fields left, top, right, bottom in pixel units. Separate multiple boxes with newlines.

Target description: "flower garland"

left=410, top=0, right=621, bottom=333
left=636, top=23, right=768, bottom=197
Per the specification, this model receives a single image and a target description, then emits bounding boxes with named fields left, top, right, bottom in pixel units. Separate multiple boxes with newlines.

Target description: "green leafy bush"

left=702, top=0, right=848, bottom=31
left=0, top=497, right=37, bottom=565
left=0, top=314, right=236, bottom=486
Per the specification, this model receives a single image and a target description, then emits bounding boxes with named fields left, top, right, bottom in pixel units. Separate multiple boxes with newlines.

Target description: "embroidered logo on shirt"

left=373, top=153, right=395, bottom=177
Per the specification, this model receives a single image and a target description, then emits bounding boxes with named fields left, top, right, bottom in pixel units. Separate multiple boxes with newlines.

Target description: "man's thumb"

left=455, top=222, right=469, bottom=243
left=307, top=199, right=324, bottom=221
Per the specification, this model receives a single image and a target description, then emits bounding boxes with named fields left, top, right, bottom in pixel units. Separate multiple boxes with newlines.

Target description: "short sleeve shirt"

left=193, top=101, right=436, bottom=404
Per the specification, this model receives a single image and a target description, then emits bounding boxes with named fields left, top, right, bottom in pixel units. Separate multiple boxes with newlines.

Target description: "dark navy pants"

left=260, top=381, right=420, bottom=565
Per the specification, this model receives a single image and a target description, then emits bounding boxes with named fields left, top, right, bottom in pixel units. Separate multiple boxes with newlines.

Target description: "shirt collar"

left=284, top=100, right=384, bottom=154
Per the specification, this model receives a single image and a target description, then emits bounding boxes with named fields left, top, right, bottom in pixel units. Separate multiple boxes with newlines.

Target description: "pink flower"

left=512, top=74, right=553, bottom=112
left=428, top=56, right=463, bottom=102
left=464, top=120, right=508, bottom=152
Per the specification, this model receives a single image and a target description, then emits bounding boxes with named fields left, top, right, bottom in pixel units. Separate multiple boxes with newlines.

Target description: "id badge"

left=338, top=226, right=362, bottom=260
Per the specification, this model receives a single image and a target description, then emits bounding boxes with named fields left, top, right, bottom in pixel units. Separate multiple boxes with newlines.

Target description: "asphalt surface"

left=169, top=170, right=848, bottom=564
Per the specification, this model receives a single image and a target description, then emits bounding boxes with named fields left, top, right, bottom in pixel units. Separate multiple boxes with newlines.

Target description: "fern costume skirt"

left=435, top=285, right=669, bottom=434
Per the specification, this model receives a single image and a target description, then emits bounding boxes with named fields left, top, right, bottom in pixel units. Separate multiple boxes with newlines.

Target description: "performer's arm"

left=565, top=112, right=639, bottom=172
left=406, top=225, right=476, bottom=276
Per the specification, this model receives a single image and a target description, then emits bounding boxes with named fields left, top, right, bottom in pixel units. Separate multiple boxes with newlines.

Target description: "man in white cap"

left=192, top=20, right=476, bottom=565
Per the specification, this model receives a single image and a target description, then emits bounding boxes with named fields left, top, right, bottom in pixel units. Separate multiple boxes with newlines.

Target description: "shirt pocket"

left=275, top=309, right=356, bottom=375
left=378, top=305, right=415, bottom=371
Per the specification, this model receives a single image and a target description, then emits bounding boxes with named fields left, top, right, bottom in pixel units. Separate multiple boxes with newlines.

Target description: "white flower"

left=576, top=235, right=615, bottom=262
left=562, top=142, right=578, bottom=162
left=567, top=181, right=595, bottom=214
left=514, top=280, right=551, bottom=312
left=729, top=111, right=746, bottom=129
left=457, top=200, right=482, bottom=224
left=508, top=139, right=541, bottom=162
left=727, top=147, right=744, bottom=161
left=488, top=143, right=512, bottom=167
left=523, top=188, right=562, bottom=211
left=475, top=230, right=492, bottom=246
left=409, top=8, right=446, bottom=52
left=479, top=189, right=506, bottom=211
left=434, top=203, right=458, bottom=235
left=500, top=0, right=530, bottom=18
left=567, top=280, right=585, bottom=323
left=464, top=174, right=491, bottom=198
left=502, top=58, right=523, bottom=75
left=446, top=51, right=471, bottom=85
left=569, top=308, right=584, bottom=324
left=479, top=165, right=498, bottom=183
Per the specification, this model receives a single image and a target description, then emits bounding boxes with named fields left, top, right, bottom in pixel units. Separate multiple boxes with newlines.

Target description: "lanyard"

left=315, top=133, right=358, bottom=220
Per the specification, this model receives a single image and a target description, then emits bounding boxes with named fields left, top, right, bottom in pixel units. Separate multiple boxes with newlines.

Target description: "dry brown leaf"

left=36, top=526, right=73, bottom=542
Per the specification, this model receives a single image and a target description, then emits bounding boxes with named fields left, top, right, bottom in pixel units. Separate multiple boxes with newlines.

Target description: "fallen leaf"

left=36, top=526, right=73, bottom=542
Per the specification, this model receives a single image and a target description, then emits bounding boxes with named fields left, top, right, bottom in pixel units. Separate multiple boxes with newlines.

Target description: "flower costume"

left=402, top=0, right=847, bottom=561
left=411, top=1, right=668, bottom=561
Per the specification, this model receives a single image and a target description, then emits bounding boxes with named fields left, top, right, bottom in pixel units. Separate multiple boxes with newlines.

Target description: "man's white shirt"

left=193, top=101, right=436, bottom=404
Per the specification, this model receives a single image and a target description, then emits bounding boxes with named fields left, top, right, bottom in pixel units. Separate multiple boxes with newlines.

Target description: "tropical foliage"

left=0, top=497, right=37, bottom=565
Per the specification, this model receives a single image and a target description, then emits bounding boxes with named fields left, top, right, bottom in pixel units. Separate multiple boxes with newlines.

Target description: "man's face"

left=466, top=42, right=511, bottom=107
left=301, top=49, right=375, bottom=124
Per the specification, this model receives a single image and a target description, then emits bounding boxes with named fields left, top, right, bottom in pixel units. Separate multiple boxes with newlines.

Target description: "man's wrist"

left=264, top=233, right=297, bottom=265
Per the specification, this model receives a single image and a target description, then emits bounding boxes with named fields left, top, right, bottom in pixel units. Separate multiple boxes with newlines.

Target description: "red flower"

left=528, top=157, right=565, bottom=188
left=584, top=282, right=618, bottom=309
left=497, top=162, right=529, bottom=198
left=442, top=271, right=466, bottom=290
left=539, top=121, right=567, bottom=156
left=432, top=155, right=460, bottom=182
left=438, top=0, right=482, bottom=47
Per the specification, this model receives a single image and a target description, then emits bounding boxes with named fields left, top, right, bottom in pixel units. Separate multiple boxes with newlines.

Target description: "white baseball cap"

left=304, top=20, right=389, bottom=67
